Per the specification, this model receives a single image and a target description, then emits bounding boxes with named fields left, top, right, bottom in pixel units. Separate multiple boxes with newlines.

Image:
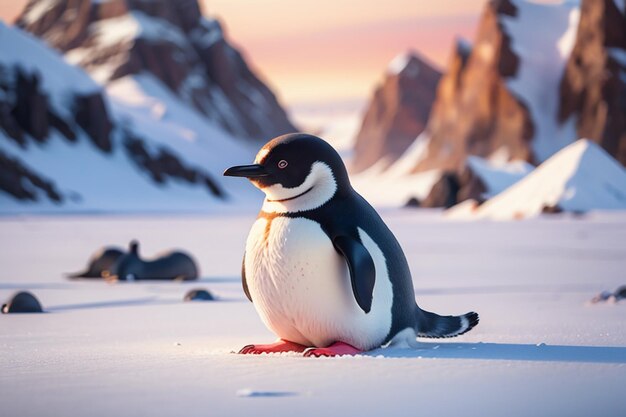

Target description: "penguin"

left=224, top=133, right=479, bottom=357
left=110, top=241, right=199, bottom=281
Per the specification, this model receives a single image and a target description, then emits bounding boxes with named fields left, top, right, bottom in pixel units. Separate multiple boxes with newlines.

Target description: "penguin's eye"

left=277, top=160, right=288, bottom=169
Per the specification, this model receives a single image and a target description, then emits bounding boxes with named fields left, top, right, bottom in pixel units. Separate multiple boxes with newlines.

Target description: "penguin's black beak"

left=223, top=164, right=269, bottom=178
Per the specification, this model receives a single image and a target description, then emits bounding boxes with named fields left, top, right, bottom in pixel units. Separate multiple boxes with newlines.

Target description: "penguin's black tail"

left=415, top=308, right=479, bottom=338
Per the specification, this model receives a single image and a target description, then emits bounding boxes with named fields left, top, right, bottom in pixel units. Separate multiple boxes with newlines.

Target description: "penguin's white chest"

left=244, top=216, right=393, bottom=350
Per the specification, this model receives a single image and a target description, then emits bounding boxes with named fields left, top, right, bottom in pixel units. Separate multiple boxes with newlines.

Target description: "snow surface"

left=453, top=140, right=626, bottom=220
left=466, top=156, right=534, bottom=198
left=352, top=164, right=441, bottom=207
left=502, top=0, right=581, bottom=162
left=1, top=211, right=625, bottom=417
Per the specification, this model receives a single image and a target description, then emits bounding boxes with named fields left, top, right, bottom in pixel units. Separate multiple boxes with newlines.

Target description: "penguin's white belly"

left=245, top=216, right=393, bottom=350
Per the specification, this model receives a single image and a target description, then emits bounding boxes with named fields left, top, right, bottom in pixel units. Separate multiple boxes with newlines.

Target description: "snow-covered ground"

left=1, top=211, right=625, bottom=417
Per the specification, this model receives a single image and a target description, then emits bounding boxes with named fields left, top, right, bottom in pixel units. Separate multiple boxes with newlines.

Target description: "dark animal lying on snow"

left=110, top=240, right=199, bottom=281
left=67, top=246, right=125, bottom=279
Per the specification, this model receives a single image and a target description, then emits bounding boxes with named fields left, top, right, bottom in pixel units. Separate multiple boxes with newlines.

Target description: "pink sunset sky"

left=1, top=0, right=485, bottom=108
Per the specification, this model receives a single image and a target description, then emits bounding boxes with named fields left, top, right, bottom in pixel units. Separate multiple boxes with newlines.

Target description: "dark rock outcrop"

left=352, top=53, right=441, bottom=172
left=123, top=133, right=224, bottom=198
left=0, top=150, right=63, bottom=202
left=74, top=93, right=113, bottom=152
left=558, top=0, right=626, bottom=166
left=17, top=0, right=296, bottom=141
left=2, top=291, right=44, bottom=313
left=420, top=165, right=488, bottom=209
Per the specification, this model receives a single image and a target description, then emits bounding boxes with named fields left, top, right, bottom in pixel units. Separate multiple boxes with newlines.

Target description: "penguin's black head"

left=224, top=133, right=351, bottom=210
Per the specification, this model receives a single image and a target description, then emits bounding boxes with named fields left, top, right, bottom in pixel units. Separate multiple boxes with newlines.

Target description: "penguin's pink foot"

left=303, top=342, right=363, bottom=357
left=239, top=340, right=307, bottom=355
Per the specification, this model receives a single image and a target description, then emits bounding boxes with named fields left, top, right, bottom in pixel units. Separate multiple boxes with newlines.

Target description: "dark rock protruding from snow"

left=184, top=288, right=215, bottom=301
left=74, top=93, right=113, bottom=152
left=17, top=0, right=296, bottom=142
left=352, top=52, right=441, bottom=172
left=558, top=0, right=626, bottom=166
left=2, top=291, right=43, bottom=313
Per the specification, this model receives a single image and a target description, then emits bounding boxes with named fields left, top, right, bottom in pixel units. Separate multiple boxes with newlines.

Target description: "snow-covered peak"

left=387, top=52, right=420, bottom=77
left=458, top=139, right=626, bottom=219
left=88, top=11, right=189, bottom=49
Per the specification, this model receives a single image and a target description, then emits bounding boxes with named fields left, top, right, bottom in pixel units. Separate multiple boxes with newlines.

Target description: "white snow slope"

left=466, top=155, right=535, bottom=198
left=0, top=23, right=260, bottom=214
left=462, top=139, right=626, bottom=220
left=1, top=211, right=625, bottom=417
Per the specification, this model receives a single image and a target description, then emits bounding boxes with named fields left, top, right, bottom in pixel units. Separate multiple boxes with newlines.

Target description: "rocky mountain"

left=558, top=0, right=626, bottom=166
left=351, top=52, right=441, bottom=172
left=408, top=0, right=625, bottom=172
left=16, top=0, right=296, bottom=142
left=357, top=0, right=626, bottom=209
left=448, top=139, right=626, bottom=219
left=0, top=22, right=257, bottom=213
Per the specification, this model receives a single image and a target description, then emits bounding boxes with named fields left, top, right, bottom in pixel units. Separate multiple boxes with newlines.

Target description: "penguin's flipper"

left=333, top=236, right=375, bottom=313
left=242, top=253, right=252, bottom=303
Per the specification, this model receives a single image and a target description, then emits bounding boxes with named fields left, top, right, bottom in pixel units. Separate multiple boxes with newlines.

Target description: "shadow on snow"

left=370, top=342, right=626, bottom=364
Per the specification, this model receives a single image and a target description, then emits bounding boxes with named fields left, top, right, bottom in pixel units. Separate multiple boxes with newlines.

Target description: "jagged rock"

left=421, top=172, right=461, bottom=208
left=352, top=52, right=441, bottom=172
left=413, top=0, right=534, bottom=173
left=419, top=164, right=490, bottom=209
left=404, top=197, right=421, bottom=208
left=456, top=164, right=488, bottom=204
left=74, top=93, right=113, bottom=152
left=13, top=70, right=49, bottom=142
left=0, top=150, right=63, bottom=202
left=558, top=0, right=626, bottom=166
left=17, top=0, right=296, bottom=141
